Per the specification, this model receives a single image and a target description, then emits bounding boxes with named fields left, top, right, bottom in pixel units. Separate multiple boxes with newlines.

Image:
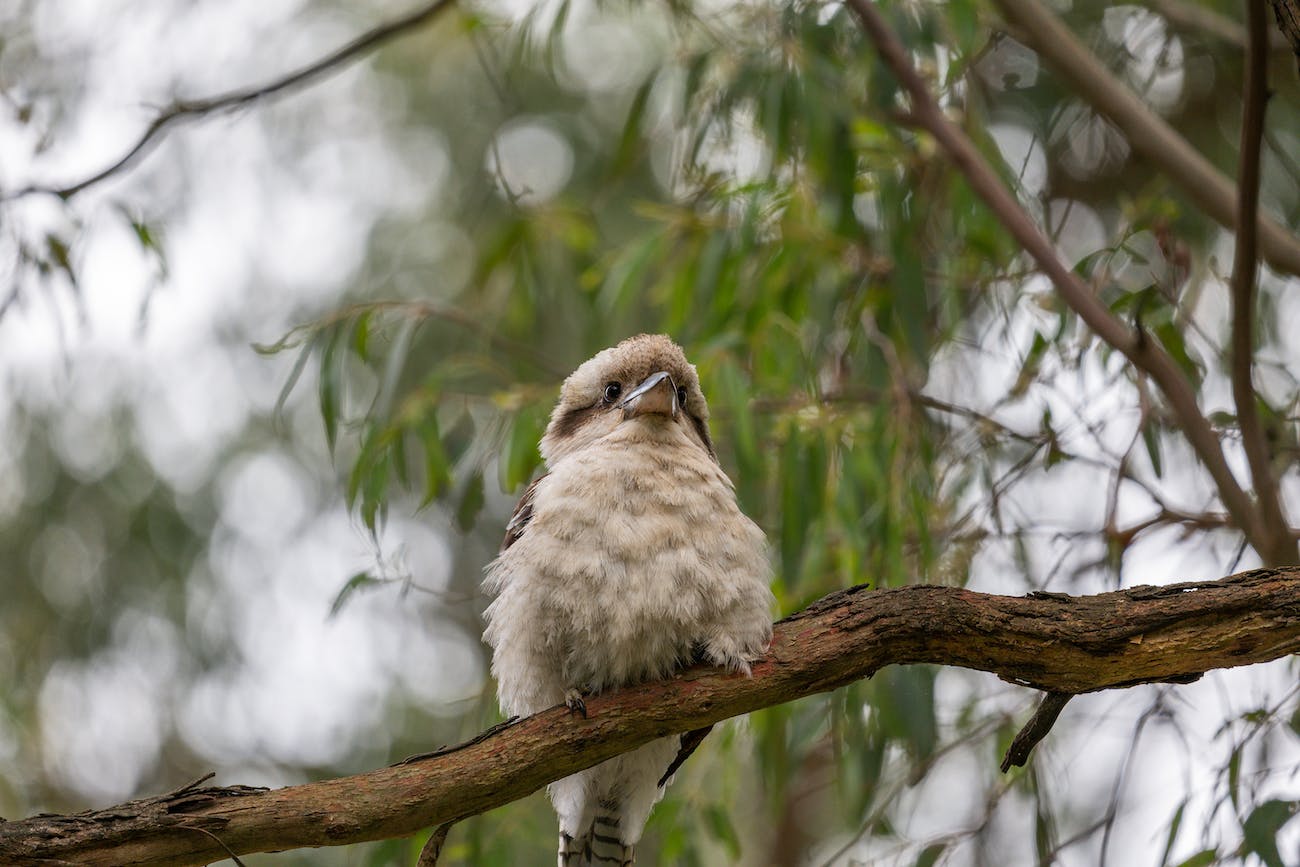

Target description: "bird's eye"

left=676, top=386, right=688, bottom=405
left=604, top=382, right=622, bottom=402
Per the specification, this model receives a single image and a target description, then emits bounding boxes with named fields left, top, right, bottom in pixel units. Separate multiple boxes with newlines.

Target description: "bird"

left=482, top=334, right=775, bottom=866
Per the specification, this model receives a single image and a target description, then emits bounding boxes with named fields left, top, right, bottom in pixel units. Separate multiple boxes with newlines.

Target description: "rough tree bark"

left=2, top=567, right=1297, bottom=866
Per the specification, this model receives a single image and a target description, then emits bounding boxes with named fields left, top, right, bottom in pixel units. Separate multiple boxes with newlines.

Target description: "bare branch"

left=843, top=0, right=1276, bottom=560
left=999, top=692, right=1072, bottom=772
left=416, top=823, right=453, bottom=867
left=1, top=567, right=1297, bottom=866
left=1230, top=0, right=1294, bottom=566
left=3, top=0, right=458, bottom=202
left=991, top=0, right=1300, bottom=278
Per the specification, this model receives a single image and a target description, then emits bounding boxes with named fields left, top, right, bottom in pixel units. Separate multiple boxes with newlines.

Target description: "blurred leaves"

left=1241, top=800, right=1299, bottom=867
left=329, top=571, right=382, bottom=618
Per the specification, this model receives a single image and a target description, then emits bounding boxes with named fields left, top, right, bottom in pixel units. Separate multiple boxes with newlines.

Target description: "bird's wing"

left=658, top=724, right=713, bottom=787
left=501, top=474, right=546, bottom=552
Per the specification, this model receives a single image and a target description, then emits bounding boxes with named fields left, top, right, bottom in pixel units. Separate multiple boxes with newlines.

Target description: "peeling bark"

left=2, top=567, right=1298, bottom=866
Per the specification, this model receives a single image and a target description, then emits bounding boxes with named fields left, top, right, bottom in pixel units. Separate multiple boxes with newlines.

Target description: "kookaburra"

left=483, top=334, right=775, bottom=865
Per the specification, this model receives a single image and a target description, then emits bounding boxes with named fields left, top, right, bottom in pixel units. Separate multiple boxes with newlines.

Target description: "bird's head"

left=539, top=334, right=716, bottom=466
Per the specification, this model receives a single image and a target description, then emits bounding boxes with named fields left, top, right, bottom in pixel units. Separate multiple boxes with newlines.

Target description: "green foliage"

left=1174, top=851, right=1220, bottom=867
left=1241, top=800, right=1299, bottom=867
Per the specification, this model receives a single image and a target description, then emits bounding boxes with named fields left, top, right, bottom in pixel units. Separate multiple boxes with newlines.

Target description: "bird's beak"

left=620, top=371, right=678, bottom=419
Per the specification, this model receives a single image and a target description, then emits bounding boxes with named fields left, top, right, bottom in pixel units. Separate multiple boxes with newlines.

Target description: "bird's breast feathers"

left=484, top=433, right=773, bottom=692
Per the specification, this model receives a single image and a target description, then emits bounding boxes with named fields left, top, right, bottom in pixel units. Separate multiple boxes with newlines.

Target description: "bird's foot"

left=698, top=638, right=756, bottom=676
left=564, top=688, right=588, bottom=718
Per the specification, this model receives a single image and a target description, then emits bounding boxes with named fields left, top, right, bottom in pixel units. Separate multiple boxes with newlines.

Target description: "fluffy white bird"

left=483, top=334, right=774, bottom=866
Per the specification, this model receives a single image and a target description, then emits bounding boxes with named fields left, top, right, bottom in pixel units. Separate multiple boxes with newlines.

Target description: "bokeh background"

left=1, top=0, right=1298, bottom=864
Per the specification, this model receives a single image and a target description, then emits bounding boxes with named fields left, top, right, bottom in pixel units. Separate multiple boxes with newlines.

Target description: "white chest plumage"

left=486, top=424, right=771, bottom=702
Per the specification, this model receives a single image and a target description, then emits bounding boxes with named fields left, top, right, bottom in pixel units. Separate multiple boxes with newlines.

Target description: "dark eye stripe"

left=689, top=413, right=716, bottom=460
left=551, top=404, right=599, bottom=440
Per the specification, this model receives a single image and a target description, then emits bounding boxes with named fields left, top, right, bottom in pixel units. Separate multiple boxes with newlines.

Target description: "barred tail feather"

left=557, top=811, right=634, bottom=866
left=587, top=809, right=634, bottom=865
left=559, top=831, right=587, bottom=867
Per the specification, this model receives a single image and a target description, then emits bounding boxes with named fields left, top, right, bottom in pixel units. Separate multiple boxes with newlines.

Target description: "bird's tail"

left=557, top=809, right=634, bottom=866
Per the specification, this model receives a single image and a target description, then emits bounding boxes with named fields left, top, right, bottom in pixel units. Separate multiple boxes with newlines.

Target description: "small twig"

left=5, top=0, right=458, bottom=202
left=1041, top=814, right=1110, bottom=861
left=1098, top=701, right=1162, bottom=867
left=1000, top=691, right=1073, bottom=772
left=417, top=822, right=454, bottom=866
left=176, top=826, right=248, bottom=866
left=1229, top=0, right=1295, bottom=566
left=165, top=771, right=216, bottom=799
left=395, top=717, right=519, bottom=766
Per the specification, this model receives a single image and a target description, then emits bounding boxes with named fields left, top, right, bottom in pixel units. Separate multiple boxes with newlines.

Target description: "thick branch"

left=1232, top=0, right=1295, bottom=566
left=2, top=567, right=1298, bottom=866
left=844, top=0, right=1272, bottom=557
left=991, top=0, right=1300, bottom=278
left=3, top=0, right=457, bottom=202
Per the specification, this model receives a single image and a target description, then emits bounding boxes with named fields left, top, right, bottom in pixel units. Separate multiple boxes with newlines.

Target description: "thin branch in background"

left=843, top=0, right=1276, bottom=561
left=1098, top=701, right=1162, bottom=867
left=1042, top=815, right=1110, bottom=862
left=1148, top=0, right=1246, bottom=46
left=1231, top=0, right=1294, bottom=566
left=165, top=772, right=217, bottom=798
left=175, top=826, right=248, bottom=867
left=989, top=0, right=1300, bottom=277
left=257, top=299, right=570, bottom=379
left=818, top=715, right=1013, bottom=866
left=3, top=0, right=459, bottom=202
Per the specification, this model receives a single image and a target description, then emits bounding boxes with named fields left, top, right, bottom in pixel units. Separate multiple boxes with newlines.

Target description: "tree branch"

left=3, top=0, right=458, bottom=202
left=2, top=567, right=1298, bottom=866
left=990, top=0, right=1300, bottom=278
left=1230, top=0, right=1293, bottom=567
left=416, top=822, right=453, bottom=867
left=843, top=0, right=1277, bottom=561
left=999, top=691, right=1073, bottom=772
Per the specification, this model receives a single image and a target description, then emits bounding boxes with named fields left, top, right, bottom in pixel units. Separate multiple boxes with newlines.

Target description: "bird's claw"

left=564, top=688, right=588, bottom=719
